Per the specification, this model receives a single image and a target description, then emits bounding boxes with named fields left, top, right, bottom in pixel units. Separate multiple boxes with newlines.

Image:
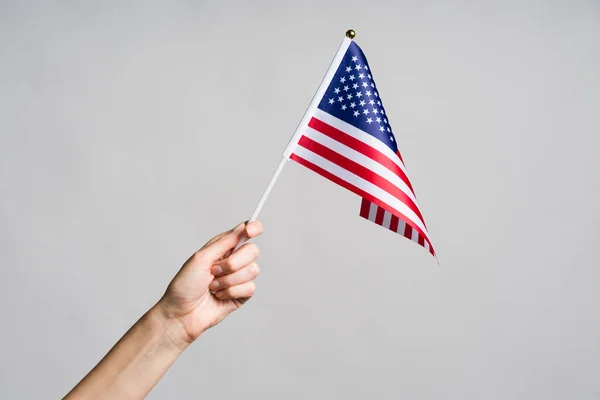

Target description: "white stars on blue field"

left=317, top=42, right=398, bottom=152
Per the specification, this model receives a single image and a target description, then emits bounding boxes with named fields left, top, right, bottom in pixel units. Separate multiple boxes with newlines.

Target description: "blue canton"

left=317, top=41, right=398, bottom=153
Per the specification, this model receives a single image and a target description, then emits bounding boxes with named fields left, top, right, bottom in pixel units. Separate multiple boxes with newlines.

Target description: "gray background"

left=1, top=1, right=599, bottom=399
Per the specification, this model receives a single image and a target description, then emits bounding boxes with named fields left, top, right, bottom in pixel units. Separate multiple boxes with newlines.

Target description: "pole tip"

left=345, top=29, right=356, bottom=39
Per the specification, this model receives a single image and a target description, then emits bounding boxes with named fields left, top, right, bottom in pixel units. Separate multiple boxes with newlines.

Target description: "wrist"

left=148, top=303, right=195, bottom=352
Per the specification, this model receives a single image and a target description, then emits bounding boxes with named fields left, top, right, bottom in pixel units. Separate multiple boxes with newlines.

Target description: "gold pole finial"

left=345, top=29, right=356, bottom=39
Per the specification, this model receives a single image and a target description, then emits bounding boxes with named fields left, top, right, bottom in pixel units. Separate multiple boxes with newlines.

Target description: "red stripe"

left=404, top=224, right=413, bottom=240
left=395, top=149, right=420, bottom=205
left=290, top=153, right=434, bottom=254
left=360, top=204, right=435, bottom=257
left=396, top=150, right=405, bottom=165
left=389, top=214, right=399, bottom=232
left=297, top=135, right=427, bottom=228
left=359, top=199, right=370, bottom=218
left=308, top=118, right=414, bottom=194
left=375, top=207, right=385, bottom=225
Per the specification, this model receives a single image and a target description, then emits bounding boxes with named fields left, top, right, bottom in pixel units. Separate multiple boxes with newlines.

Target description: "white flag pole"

left=233, top=30, right=356, bottom=251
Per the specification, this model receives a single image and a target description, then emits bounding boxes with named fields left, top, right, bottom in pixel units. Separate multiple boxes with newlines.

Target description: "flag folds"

left=285, top=39, right=435, bottom=257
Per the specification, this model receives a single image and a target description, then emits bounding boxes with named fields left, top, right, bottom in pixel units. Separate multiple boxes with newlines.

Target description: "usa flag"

left=284, top=38, right=435, bottom=258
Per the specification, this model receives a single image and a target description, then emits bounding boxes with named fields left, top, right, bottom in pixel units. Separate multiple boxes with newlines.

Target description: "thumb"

left=199, top=222, right=247, bottom=263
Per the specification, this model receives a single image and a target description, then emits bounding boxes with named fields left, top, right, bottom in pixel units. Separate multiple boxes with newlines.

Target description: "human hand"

left=64, top=221, right=263, bottom=399
left=157, top=221, right=263, bottom=346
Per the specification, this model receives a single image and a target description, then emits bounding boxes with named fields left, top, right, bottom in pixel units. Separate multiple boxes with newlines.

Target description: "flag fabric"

left=285, top=39, right=435, bottom=257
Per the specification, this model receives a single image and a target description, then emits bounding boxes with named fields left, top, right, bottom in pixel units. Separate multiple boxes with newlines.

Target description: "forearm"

left=65, top=221, right=263, bottom=398
left=65, top=303, right=190, bottom=399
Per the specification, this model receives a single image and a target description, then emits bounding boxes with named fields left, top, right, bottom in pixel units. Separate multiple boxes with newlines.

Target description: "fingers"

left=207, top=222, right=262, bottom=303
left=209, top=262, right=259, bottom=291
left=198, top=220, right=263, bottom=263
left=245, top=220, right=263, bottom=239
left=211, top=242, right=260, bottom=276
left=214, top=281, right=256, bottom=300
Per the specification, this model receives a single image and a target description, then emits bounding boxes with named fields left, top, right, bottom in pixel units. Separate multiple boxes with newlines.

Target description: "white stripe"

left=283, top=38, right=353, bottom=158
left=382, top=210, right=392, bottom=229
left=303, top=127, right=418, bottom=205
left=312, top=109, right=412, bottom=190
left=424, top=241, right=430, bottom=252
left=368, top=202, right=378, bottom=222
left=411, top=229, right=419, bottom=242
left=293, top=145, right=431, bottom=243
left=396, top=219, right=406, bottom=235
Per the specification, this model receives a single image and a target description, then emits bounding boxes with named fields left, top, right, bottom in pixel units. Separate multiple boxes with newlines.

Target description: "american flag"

left=284, top=39, right=435, bottom=257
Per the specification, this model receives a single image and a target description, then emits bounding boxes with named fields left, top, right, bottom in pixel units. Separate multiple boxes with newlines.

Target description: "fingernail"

left=212, top=265, right=223, bottom=275
left=209, top=280, right=220, bottom=290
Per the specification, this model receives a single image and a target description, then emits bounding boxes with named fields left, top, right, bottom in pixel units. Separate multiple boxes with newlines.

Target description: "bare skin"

left=65, top=221, right=263, bottom=399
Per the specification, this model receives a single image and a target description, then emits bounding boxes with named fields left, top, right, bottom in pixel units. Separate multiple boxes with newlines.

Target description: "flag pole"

left=233, top=29, right=356, bottom=251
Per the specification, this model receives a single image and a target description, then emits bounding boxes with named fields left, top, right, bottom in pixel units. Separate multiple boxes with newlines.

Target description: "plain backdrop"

left=1, top=1, right=599, bottom=399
